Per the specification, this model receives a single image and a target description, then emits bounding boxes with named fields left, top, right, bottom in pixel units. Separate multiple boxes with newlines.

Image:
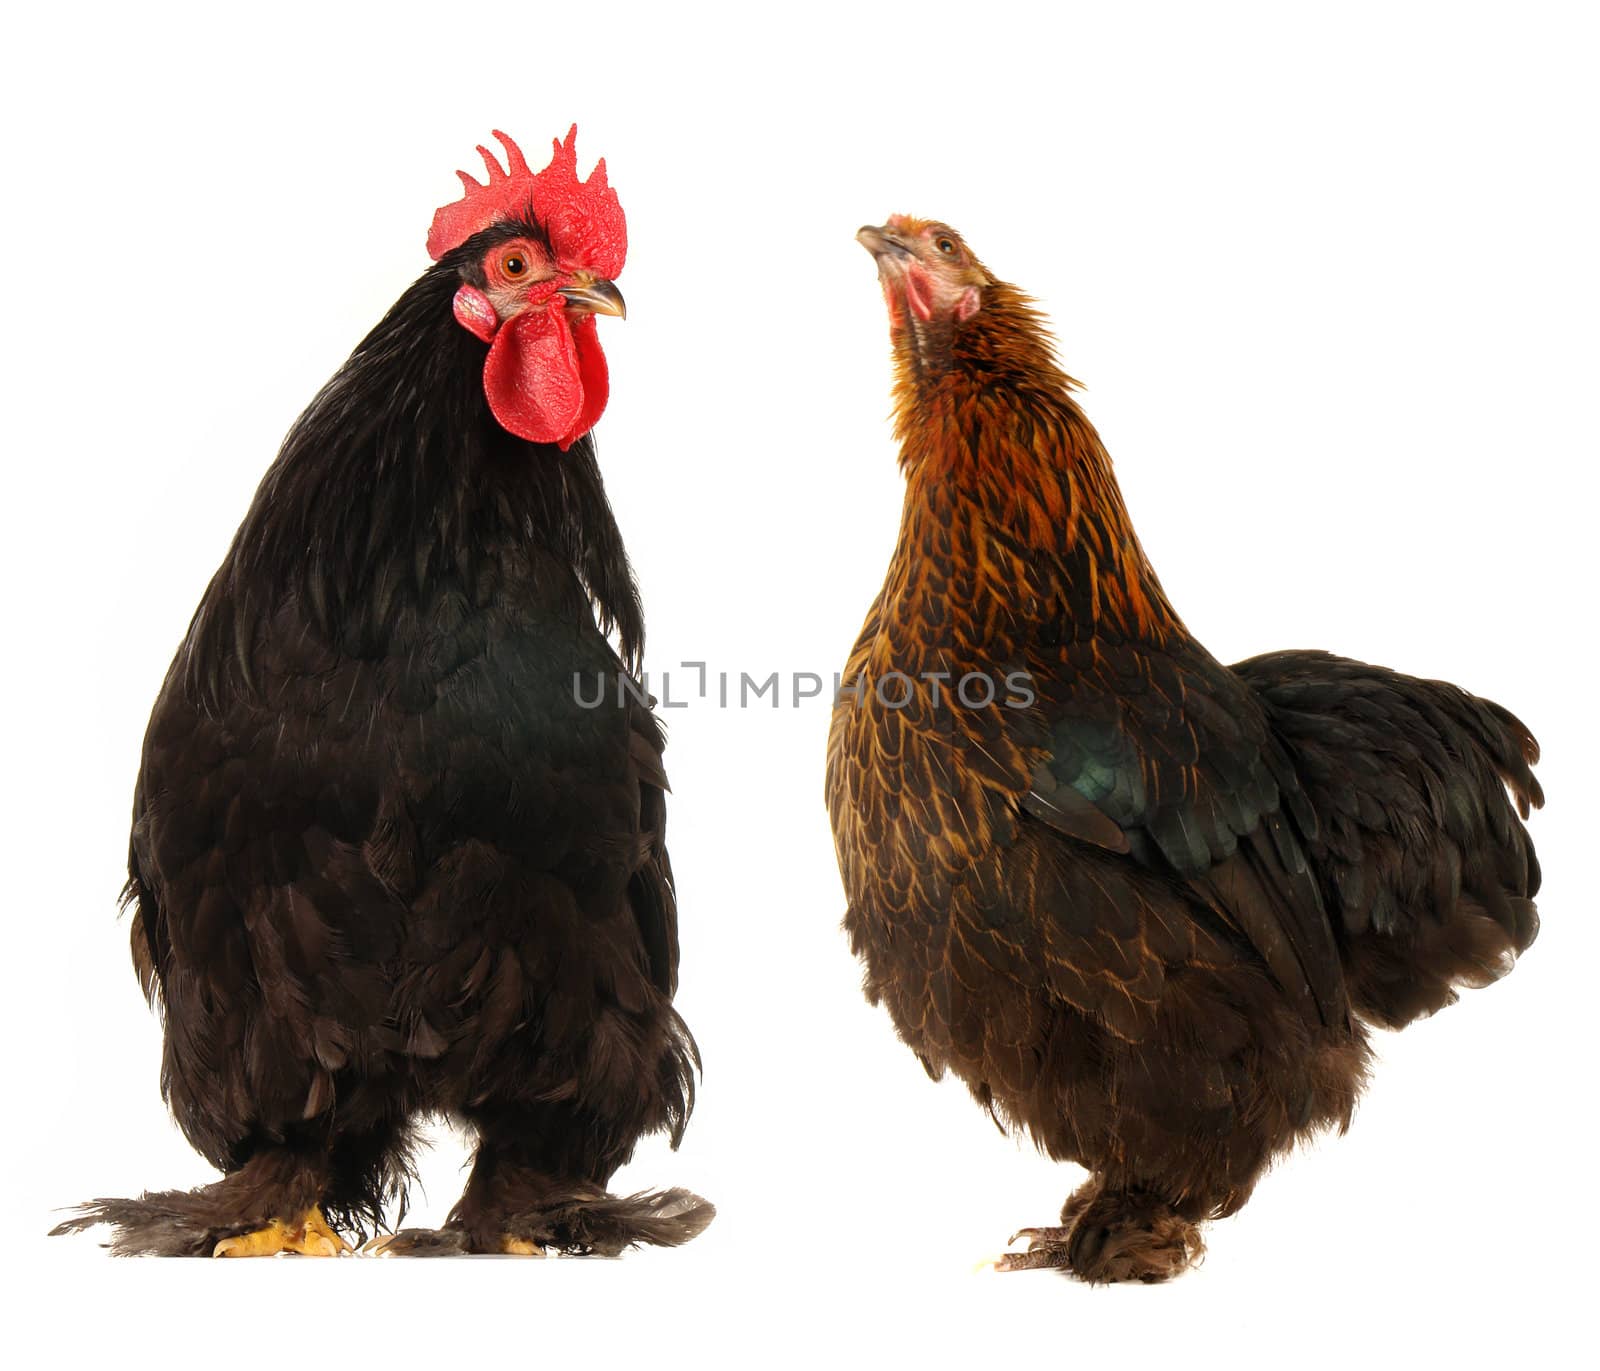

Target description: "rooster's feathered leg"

left=51, top=1142, right=350, bottom=1257
left=373, top=1103, right=713, bottom=1257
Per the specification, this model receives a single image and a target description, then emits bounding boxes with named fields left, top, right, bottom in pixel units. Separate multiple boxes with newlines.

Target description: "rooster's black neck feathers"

left=184, top=243, right=643, bottom=708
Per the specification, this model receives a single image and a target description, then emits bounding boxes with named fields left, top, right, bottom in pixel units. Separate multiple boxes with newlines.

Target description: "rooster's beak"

left=857, top=225, right=913, bottom=261
left=558, top=277, right=627, bottom=319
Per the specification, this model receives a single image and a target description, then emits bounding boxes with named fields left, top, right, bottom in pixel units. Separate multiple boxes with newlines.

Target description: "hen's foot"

left=213, top=1207, right=350, bottom=1258
left=995, top=1188, right=1203, bottom=1284
left=994, top=1225, right=1075, bottom=1272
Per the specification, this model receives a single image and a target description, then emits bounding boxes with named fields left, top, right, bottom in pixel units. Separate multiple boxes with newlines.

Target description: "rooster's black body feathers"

left=61, top=232, right=709, bottom=1256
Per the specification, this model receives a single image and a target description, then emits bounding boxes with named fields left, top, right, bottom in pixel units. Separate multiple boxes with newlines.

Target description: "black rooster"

left=54, top=129, right=712, bottom=1257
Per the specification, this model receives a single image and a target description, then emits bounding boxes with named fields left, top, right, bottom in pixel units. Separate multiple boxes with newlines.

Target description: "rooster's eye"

left=936, top=237, right=956, bottom=256
left=501, top=252, right=529, bottom=278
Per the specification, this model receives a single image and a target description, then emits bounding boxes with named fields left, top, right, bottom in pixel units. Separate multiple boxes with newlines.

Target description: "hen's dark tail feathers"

left=1237, top=650, right=1541, bottom=1029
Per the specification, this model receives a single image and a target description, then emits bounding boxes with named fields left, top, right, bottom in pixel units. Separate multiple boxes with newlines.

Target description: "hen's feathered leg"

left=999, top=1178, right=1204, bottom=1283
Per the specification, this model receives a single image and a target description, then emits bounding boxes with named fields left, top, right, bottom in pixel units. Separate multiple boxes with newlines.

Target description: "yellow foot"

left=213, top=1208, right=350, bottom=1258
left=501, top=1235, right=545, bottom=1257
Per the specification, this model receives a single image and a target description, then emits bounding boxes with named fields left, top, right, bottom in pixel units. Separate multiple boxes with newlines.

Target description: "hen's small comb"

left=426, top=126, right=626, bottom=279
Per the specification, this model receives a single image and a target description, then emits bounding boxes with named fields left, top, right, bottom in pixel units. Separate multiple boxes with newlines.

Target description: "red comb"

left=426, top=126, right=626, bottom=279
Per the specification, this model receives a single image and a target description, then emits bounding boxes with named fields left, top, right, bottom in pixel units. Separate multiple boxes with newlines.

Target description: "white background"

left=5, top=2, right=1595, bottom=1366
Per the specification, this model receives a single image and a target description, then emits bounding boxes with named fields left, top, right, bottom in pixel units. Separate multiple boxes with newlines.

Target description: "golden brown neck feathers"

left=888, top=282, right=1182, bottom=645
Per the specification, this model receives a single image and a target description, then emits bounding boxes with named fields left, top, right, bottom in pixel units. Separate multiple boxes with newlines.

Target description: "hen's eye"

left=936, top=237, right=956, bottom=256
left=502, top=252, right=529, bottom=278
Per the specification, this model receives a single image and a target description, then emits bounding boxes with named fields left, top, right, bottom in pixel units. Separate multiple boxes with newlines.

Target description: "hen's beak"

left=558, top=277, right=627, bottom=319
left=857, top=224, right=913, bottom=261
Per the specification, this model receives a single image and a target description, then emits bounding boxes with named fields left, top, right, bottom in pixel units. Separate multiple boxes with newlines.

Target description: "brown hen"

left=827, top=216, right=1540, bottom=1282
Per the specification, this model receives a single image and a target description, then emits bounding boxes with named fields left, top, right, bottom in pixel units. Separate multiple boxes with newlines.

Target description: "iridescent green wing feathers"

left=1023, top=636, right=1349, bottom=1028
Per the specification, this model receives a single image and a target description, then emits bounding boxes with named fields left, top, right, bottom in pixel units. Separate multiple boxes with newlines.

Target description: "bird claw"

left=985, top=1224, right=1076, bottom=1273
left=993, top=1245, right=1072, bottom=1272
left=1008, top=1224, right=1073, bottom=1248
left=212, top=1207, right=351, bottom=1258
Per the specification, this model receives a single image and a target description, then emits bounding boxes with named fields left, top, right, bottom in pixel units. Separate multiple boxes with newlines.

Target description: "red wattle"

left=905, top=263, right=935, bottom=322
left=482, top=306, right=585, bottom=446
left=567, top=314, right=610, bottom=451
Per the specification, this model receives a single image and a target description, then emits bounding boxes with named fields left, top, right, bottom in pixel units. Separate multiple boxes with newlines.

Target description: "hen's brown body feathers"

left=828, top=230, right=1539, bottom=1281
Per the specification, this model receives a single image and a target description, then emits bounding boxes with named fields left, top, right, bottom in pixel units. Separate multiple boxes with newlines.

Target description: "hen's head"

left=858, top=216, right=993, bottom=355
left=430, top=128, right=626, bottom=450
